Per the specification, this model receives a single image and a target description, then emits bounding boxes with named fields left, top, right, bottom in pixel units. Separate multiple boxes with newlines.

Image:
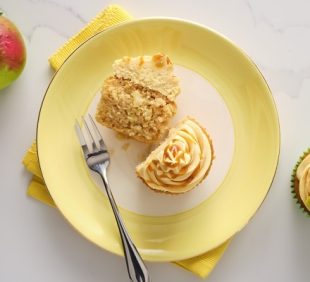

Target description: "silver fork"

left=75, top=115, right=150, bottom=282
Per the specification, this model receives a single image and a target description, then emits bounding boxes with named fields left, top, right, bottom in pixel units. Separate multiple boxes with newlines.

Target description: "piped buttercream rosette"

left=136, top=117, right=214, bottom=194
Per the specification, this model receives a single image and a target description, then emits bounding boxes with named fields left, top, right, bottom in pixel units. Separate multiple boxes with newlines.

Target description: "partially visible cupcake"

left=136, top=116, right=214, bottom=194
left=291, top=149, right=310, bottom=215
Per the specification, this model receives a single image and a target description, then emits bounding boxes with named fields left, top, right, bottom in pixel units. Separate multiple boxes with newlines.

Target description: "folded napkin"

left=22, top=4, right=230, bottom=278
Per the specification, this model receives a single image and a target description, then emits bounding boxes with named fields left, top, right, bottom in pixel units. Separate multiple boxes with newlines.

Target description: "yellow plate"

left=37, top=18, right=280, bottom=262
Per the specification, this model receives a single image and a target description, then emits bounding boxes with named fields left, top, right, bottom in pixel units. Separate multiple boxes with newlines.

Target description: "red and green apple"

left=0, top=12, right=26, bottom=90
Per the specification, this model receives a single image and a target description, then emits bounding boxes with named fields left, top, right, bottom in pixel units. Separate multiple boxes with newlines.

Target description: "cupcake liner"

left=291, top=148, right=310, bottom=216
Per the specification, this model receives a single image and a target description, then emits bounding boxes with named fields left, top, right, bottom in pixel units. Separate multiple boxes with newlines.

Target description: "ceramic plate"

left=37, top=18, right=280, bottom=262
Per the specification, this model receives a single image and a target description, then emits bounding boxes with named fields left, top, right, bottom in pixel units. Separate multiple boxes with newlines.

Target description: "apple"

left=0, top=12, right=26, bottom=90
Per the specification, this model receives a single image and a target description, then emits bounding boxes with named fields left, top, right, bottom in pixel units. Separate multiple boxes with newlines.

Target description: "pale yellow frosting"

left=112, top=54, right=180, bottom=101
left=296, top=154, right=310, bottom=209
left=136, top=117, right=213, bottom=193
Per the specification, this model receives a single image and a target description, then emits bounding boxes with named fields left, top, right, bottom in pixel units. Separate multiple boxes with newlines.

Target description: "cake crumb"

left=115, top=132, right=129, bottom=141
left=121, top=143, right=130, bottom=151
left=109, top=148, right=115, bottom=156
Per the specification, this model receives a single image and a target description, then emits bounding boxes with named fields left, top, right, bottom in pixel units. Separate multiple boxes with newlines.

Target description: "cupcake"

left=291, top=149, right=310, bottom=215
left=136, top=116, right=214, bottom=194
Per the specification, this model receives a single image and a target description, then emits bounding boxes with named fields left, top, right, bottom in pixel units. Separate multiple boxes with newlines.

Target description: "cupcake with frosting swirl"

left=291, top=149, right=310, bottom=215
left=136, top=116, right=214, bottom=194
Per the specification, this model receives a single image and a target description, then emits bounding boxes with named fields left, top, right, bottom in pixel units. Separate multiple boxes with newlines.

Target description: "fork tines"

left=75, top=115, right=107, bottom=154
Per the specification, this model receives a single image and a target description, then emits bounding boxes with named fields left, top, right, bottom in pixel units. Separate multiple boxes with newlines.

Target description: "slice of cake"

left=136, top=117, right=214, bottom=194
left=96, top=53, right=180, bottom=143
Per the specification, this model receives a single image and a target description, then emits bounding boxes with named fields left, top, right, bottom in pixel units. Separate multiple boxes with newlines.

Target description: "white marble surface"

left=0, top=0, right=310, bottom=281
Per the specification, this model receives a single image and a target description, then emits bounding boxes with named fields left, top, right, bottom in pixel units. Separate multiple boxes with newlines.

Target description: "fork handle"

left=97, top=164, right=150, bottom=282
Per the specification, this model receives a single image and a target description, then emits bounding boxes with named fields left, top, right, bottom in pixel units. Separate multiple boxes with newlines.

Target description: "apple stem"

left=0, top=11, right=3, bottom=16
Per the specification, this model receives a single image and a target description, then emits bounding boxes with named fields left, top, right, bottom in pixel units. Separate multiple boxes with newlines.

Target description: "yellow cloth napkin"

left=22, top=5, right=230, bottom=278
